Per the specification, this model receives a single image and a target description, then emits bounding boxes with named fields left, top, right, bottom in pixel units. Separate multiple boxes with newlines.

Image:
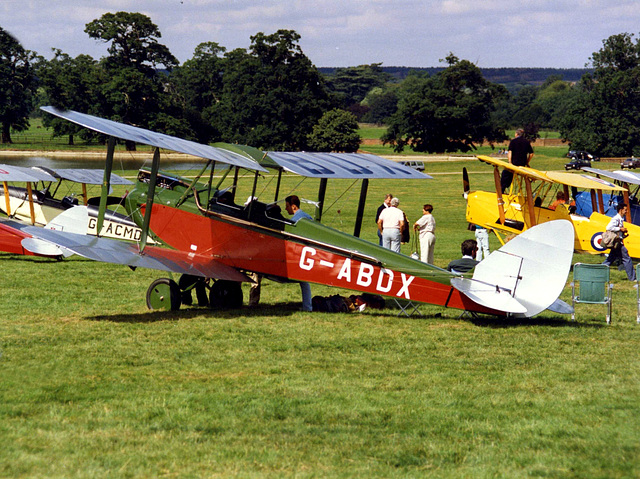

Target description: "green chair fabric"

left=571, top=263, right=613, bottom=324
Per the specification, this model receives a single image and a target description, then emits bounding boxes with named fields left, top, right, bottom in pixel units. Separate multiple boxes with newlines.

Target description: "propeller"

left=462, top=167, right=470, bottom=199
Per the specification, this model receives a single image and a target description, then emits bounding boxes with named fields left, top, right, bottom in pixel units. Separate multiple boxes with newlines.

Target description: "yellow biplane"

left=465, top=155, right=640, bottom=258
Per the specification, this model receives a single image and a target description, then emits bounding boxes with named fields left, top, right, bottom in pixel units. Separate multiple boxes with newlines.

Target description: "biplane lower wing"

left=16, top=223, right=249, bottom=282
left=0, top=220, right=63, bottom=257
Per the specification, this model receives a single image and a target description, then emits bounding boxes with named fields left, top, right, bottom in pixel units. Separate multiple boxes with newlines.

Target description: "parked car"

left=621, top=157, right=640, bottom=169
left=565, top=158, right=591, bottom=170
left=399, top=160, right=425, bottom=171
left=567, top=150, right=600, bottom=162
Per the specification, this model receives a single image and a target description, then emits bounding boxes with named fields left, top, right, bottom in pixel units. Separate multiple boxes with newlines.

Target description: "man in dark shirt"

left=501, top=129, right=534, bottom=191
left=375, top=193, right=393, bottom=245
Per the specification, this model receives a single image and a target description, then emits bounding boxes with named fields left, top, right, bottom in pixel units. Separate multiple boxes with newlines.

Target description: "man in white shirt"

left=377, top=197, right=405, bottom=253
left=602, top=203, right=635, bottom=281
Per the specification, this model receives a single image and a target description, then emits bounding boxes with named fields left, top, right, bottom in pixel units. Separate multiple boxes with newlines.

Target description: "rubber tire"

left=178, top=274, right=209, bottom=307
left=209, top=280, right=243, bottom=309
left=146, top=278, right=181, bottom=311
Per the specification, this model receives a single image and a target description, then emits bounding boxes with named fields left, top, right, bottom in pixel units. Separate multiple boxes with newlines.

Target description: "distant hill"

left=318, top=67, right=592, bottom=94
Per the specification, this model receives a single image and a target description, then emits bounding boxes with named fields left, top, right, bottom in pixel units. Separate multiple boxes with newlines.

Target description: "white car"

left=399, top=160, right=425, bottom=171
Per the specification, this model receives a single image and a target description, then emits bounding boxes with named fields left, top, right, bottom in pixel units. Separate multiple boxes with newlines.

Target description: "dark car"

left=621, top=157, right=640, bottom=169
left=565, top=158, right=591, bottom=170
left=567, top=150, right=600, bottom=162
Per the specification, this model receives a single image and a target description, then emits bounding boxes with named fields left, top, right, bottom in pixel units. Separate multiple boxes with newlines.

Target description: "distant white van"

left=399, top=160, right=425, bottom=171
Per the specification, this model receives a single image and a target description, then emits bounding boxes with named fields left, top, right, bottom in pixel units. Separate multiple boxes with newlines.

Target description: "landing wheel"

left=146, top=278, right=181, bottom=311
left=209, top=280, right=243, bottom=309
left=178, top=274, right=209, bottom=307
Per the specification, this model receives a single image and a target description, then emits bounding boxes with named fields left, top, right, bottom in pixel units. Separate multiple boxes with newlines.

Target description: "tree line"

left=1, top=11, right=639, bottom=156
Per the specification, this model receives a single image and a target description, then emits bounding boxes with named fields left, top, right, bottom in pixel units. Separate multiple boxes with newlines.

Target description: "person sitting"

left=549, top=192, right=566, bottom=211
left=285, top=195, right=313, bottom=223
left=446, top=239, right=480, bottom=274
left=284, top=195, right=314, bottom=311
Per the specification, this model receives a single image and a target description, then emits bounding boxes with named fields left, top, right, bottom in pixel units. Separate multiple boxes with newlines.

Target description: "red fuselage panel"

left=147, top=204, right=495, bottom=314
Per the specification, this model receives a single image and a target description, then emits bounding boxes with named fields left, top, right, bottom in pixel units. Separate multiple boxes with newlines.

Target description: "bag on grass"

left=410, top=233, right=420, bottom=260
left=601, top=230, right=620, bottom=249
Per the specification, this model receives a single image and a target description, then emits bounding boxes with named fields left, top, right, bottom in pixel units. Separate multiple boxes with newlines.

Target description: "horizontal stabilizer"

left=450, top=277, right=527, bottom=314
left=21, top=237, right=71, bottom=257
left=20, top=225, right=250, bottom=282
left=451, top=220, right=574, bottom=318
left=546, top=298, right=574, bottom=314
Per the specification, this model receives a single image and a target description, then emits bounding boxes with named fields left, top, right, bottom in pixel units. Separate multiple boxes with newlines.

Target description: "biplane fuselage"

left=124, top=169, right=499, bottom=315
left=467, top=156, right=640, bottom=258
left=9, top=107, right=573, bottom=319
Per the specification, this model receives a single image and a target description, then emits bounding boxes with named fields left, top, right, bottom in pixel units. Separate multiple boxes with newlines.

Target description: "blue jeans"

left=300, top=282, right=312, bottom=311
left=603, top=244, right=636, bottom=281
left=382, top=228, right=402, bottom=253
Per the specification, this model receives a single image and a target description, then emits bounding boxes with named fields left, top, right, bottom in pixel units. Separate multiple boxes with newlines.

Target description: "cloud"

left=2, top=0, right=640, bottom=67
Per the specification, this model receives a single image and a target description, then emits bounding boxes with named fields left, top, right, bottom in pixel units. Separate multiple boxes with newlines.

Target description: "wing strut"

left=353, top=178, right=369, bottom=238
left=3, top=181, right=11, bottom=216
left=139, top=147, right=161, bottom=252
left=26, top=182, right=36, bottom=225
left=96, top=136, right=115, bottom=236
left=492, top=166, right=506, bottom=225
left=315, top=178, right=327, bottom=221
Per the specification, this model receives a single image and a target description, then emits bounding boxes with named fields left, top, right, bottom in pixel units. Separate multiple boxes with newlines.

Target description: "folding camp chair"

left=571, top=263, right=613, bottom=324
left=393, top=298, right=422, bottom=317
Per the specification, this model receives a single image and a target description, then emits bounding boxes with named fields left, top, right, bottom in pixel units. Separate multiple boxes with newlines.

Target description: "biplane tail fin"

left=45, top=205, right=89, bottom=235
left=451, top=220, right=574, bottom=317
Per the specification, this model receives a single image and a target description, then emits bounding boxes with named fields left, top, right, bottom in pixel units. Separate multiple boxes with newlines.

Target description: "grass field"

left=1, top=144, right=640, bottom=477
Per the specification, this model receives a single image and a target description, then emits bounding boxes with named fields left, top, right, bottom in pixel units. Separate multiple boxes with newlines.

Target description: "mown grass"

left=1, top=148, right=639, bottom=477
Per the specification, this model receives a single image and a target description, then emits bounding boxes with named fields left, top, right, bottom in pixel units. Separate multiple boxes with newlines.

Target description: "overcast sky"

left=2, top=0, right=640, bottom=68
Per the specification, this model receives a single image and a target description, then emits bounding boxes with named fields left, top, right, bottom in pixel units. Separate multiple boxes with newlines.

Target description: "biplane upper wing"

left=582, top=167, right=640, bottom=186
left=543, top=170, right=625, bottom=191
left=476, top=155, right=550, bottom=182
left=0, top=164, right=58, bottom=182
left=41, top=106, right=268, bottom=173
left=265, top=151, right=432, bottom=179
left=53, top=169, right=133, bottom=186
left=14, top=221, right=249, bottom=282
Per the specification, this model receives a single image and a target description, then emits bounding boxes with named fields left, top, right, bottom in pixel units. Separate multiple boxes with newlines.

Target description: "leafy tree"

left=83, top=12, right=187, bottom=149
left=325, top=63, right=392, bottom=108
left=558, top=33, right=640, bottom=156
left=35, top=50, right=106, bottom=144
left=382, top=55, right=508, bottom=153
left=0, top=28, right=37, bottom=143
left=211, top=30, right=333, bottom=150
left=361, top=87, right=398, bottom=124
left=84, top=11, right=178, bottom=72
left=307, top=108, right=360, bottom=152
left=170, top=42, right=227, bottom=143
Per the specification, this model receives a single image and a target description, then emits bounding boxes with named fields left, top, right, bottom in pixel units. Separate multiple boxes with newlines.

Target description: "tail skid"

left=451, top=220, right=575, bottom=317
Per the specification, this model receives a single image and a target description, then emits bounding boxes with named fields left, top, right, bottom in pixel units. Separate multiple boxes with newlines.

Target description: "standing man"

left=474, top=226, right=490, bottom=261
left=285, top=195, right=314, bottom=311
left=501, top=128, right=534, bottom=192
left=413, top=204, right=436, bottom=264
left=377, top=197, right=405, bottom=253
left=602, top=203, right=636, bottom=281
left=375, top=193, right=393, bottom=245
